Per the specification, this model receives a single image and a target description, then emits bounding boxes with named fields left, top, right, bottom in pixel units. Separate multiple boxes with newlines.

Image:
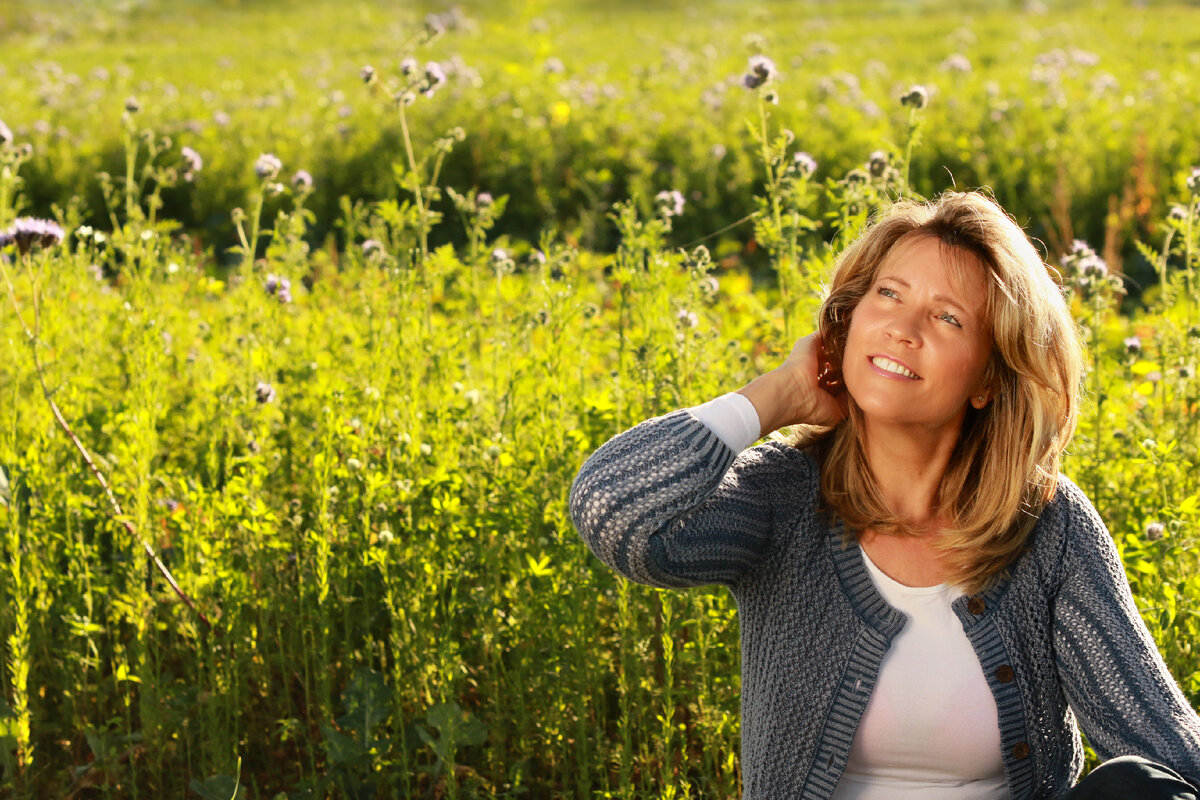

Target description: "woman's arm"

left=569, top=334, right=846, bottom=589
left=1052, top=478, right=1200, bottom=785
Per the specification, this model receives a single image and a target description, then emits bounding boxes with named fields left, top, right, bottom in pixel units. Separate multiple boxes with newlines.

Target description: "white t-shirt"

left=687, top=394, right=1009, bottom=800
left=830, top=548, right=1008, bottom=800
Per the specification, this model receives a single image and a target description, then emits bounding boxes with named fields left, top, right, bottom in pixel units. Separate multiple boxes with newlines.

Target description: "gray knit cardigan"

left=569, top=409, right=1200, bottom=799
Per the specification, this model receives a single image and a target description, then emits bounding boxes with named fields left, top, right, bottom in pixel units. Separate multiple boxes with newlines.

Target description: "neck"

left=861, top=418, right=962, bottom=530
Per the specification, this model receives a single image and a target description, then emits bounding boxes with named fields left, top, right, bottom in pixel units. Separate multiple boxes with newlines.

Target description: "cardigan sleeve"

left=1051, top=478, right=1200, bottom=785
left=569, top=408, right=810, bottom=589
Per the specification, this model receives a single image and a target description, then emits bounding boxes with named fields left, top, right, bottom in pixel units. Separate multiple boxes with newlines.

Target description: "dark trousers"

left=1063, top=756, right=1197, bottom=800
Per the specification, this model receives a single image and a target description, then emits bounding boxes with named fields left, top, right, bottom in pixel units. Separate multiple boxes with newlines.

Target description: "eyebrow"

left=876, top=275, right=974, bottom=316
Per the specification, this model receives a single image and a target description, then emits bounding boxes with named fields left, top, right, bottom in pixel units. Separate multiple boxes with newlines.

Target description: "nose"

left=885, top=305, right=923, bottom=346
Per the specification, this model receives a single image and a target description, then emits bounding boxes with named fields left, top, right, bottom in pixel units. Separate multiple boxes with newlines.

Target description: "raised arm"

left=569, top=333, right=846, bottom=589
left=1051, top=479, right=1200, bottom=785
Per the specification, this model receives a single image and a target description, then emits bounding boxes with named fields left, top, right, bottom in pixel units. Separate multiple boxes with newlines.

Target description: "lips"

left=869, top=354, right=921, bottom=379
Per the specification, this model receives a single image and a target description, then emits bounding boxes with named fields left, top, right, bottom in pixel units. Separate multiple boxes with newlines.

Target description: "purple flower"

left=291, top=169, right=313, bottom=191
left=476, top=191, right=493, bottom=208
left=124, top=96, right=140, bottom=113
left=254, top=153, right=282, bottom=180
left=362, top=239, right=386, bottom=258
left=743, top=55, right=776, bottom=90
left=1168, top=205, right=1188, bottom=223
left=790, top=151, right=817, bottom=178
left=3, top=217, right=66, bottom=254
left=0, top=119, right=11, bottom=145
left=181, top=146, right=203, bottom=181
left=901, top=85, right=928, bottom=109
left=1062, top=239, right=1107, bottom=278
left=1124, top=336, right=1142, bottom=354
left=1188, top=167, right=1200, bottom=198
left=421, top=62, right=446, bottom=97
left=1144, top=522, right=1165, bottom=541
left=265, top=273, right=292, bottom=303
left=868, top=150, right=890, bottom=178
left=360, top=65, right=375, bottom=83
left=655, top=189, right=685, bottom=218
left=400, top=58, right=419, bottom=77
left=255, top=381, right=277, bottom=404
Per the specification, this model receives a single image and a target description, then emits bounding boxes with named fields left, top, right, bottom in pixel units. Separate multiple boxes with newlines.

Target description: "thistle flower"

left=0, top=119, right=11, bottom=145
left=1124, top=336, right=1142, bottom=354
left=360, top=65, right=375, bottom=83
left=900, top=85, right=928, bottom=109
left=255, top=381, right=277, bottom=404
left=291, top=169, right=313, bottom=192
left=1144, top=521, right=1165, bottom=542
left=1168, top=205, right=1188, bottom=223
left=655, top=189, right=686, bottom=218
left=790, top=151, right=817, bottom=178
left=544, top=57, right=565, bottom=75
left=362, top=239, right=386, bottom=258
left=124, top=96, right=140, bottom=113
left=3, top=217, right=66, bottom=254
left=1187, top=167, right=1200, bottom=198
left=845, top=168, right=870, bottom=185
left=400, top=58, right=419, bottom=77
left=181, top=146, right=203, bottom=181
left=265, top=273, right=292, bottom=303
left=424, top=13, right=446, bottom=37
left=940, top=54, right=972, bottom=73
left=254, top=153, right=282, bottom=179
left=1061, top=239, right=1107, bottom=278
left=477, top=191, right=493, bottom=209
left=868, top=150, right=890, bottom=178
left=421, top=62, right=447, bottom=97
left=676, top=309, right=699, bottom=329
left=742, top=55, right=776, bottom=90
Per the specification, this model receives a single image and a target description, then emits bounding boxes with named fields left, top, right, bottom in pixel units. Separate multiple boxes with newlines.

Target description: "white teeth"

left=872, top=356, right=918, bottom=379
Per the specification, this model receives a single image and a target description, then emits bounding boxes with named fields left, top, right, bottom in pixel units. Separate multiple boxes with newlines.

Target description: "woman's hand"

left=736, top=333, right=849, bottom=436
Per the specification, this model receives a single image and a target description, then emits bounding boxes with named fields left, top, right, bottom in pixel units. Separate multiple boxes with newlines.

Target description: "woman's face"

left=842, top=235, right=994, bottom=439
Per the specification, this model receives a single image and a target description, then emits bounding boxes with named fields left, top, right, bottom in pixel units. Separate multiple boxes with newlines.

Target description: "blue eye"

left=878, top=287, right=898, bottom=299
left=939, top=312, right=962, bottom=327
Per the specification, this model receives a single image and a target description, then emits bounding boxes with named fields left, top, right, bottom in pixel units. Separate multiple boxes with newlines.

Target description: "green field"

left=1, top=0, right=1199, bottom=797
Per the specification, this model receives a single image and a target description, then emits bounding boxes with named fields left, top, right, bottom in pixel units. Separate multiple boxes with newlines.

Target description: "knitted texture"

left=569, top=409, right=1200, bottom=799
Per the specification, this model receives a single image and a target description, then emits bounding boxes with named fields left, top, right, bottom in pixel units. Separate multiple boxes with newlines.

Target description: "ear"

left=970, top=389, right=992, bottom=410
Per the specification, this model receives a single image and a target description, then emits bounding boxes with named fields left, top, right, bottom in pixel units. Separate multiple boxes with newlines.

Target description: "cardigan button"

left=996, top=665, right=1015, bottom=683
left=1012, top=741, right=1030, bottom=759
left=967, top=597, right=986, bottom=615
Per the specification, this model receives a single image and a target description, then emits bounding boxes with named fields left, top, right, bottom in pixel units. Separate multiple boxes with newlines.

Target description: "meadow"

left=1, top=0, right=1199, bottom=797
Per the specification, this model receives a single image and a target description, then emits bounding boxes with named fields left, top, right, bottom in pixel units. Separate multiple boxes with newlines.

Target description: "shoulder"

left=729, top=438, right=819, bottom=489
left=1029, top=474, right=1121, bottom=586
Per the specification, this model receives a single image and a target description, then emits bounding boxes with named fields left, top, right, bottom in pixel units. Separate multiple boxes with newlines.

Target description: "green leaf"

left=335, top=668, right=392, bottom=740
left=188, top=775, right=246, bottom=800
left=320, top=723, right=365, bottom=766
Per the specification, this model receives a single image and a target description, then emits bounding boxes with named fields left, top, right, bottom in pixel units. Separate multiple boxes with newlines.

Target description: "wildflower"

left=477, top=191, right=493, bottom=209
left=698, top=276, right=719, bottom=300
left=255, top=381, right=277, bottom=404
left=421, top=62, right=447, bottom=98
left=360, top=65, right=375, bottom=83
left=1187, top=167, right=1200, bottom=198
left=868, top=150, right=890, bottom=178
left=346, top=457, right=363, bottom=472
left=845, top=168, right=870, bottom=185
left=124, top=96, right=140, bottom=113
left=534, top=309, right=551, bottom=326
left=400, top=57, right=419, bottom=77
left=1168, top=205, right=1188, bottom=223
left=743, top=55, right=776, bottom=90
left=1061, top=239, right=1107, bottom=278
left=265, top=274, right=292, bottom=304
left=291, top=169, right=313, bottom=192
left=1144, top=522, right=1165, bottom=542
left=254, top=153, right=282, bottom=180
left=464, top=388, right=482, bottom=404
left=1178, top=364, right=1195, bottom=380
left=582, top=302, right=600, bottom=319
left=181, top=146, right=203, bottom=181
left=655, top=189, right=686, bottom=218
left=424, top=13, right=446, bottom=37
left=763, top=90, right=780, bottom=105
left=3, top=217, right=66, bottom=254
left=900, top=85, right=928, bottom=109
left=790, top=151, right=817, bottom=178
left=0, top=119, right=11, bottom=145
left=677, top=309, right=699, bottom=328
left=527, top=249, right=546, bottom=267
left=1123, top=336, right=1142, bottom=354
left=940, top=54, right=972, bottom=73
left=362, top=239, right=386, bottom=258
left=711, top=143, right=727, bottom=160
left=377, top=528, right=395, bottom=545
left=544, top=57, right=565, bottom=74
left=419, top=442, right=432, bottom=456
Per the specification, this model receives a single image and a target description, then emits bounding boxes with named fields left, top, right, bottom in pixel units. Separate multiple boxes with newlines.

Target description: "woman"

left=570, top=191, right=1200, bottom=799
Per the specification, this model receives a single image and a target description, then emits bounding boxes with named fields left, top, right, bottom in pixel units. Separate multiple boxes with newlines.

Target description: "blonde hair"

left=791, top=191, right=1083, bottom=594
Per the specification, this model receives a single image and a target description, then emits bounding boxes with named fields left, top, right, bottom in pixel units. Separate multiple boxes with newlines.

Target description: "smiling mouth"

left=870, top=355, right=921, bottom=379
